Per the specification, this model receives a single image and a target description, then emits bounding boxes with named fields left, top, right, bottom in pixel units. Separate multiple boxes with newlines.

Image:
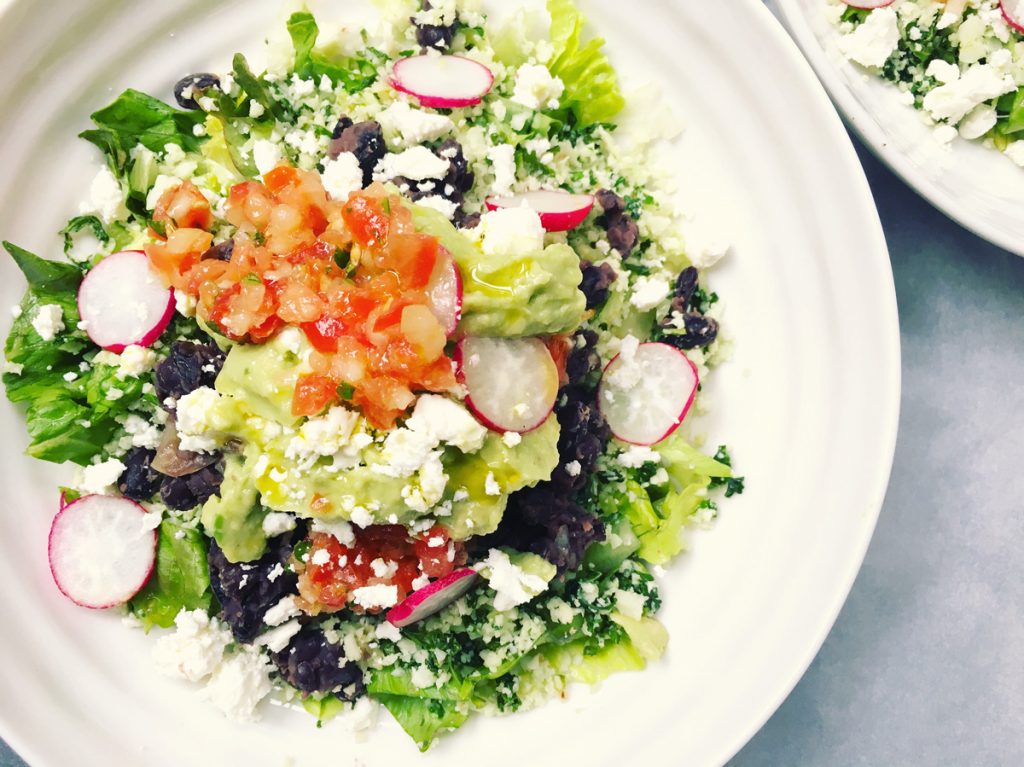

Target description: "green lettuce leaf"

left=367, top=669, right=474, bottom=701
left=375, top=695, right=469, bottom=752
left=80, top=89, right=205, bottom=173
left=232, top=53, right=291, bottom=123
left=287, top=12, right=379, bottom=94
left=546, top=0, right=624, bottom=126
left=129, top=520, right=214, bottom=630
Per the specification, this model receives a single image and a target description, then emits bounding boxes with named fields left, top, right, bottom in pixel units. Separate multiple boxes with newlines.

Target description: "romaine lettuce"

left=129, top=520, right=214, bottom=630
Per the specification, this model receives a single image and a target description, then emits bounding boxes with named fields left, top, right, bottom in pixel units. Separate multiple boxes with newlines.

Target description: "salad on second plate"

left=2, top=0, right=742, bottom=750
left=829, top=0, right=1024, bottom=163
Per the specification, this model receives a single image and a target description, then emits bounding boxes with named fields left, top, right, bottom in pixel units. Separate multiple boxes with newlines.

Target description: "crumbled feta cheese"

left=477, top=207, right=545, bottom=257
left=410, top=665, right=437, bottom=689
left=286, top=406, right=362, bottom=464
left=374, top=146, right=450, bottom=182
left=502, top=431, right=522, bottom=448
left=31, top=304, right=64, bottom=341
left=374, top=427, right=437, bottom=478
left=925, top=59, right=960, bottom=85
left=123, top=414, right=161, bottom=449
left=487, top=143, right=517, bottom=196
left=614, top=589, right=646, bottom=620
left=375, top=621, right=402, bottom=642
left=378, top=100, right=454, bottom=146
left=959, top=104, right=998, bottom=140
left=311, top=547, right=332, bottom=566
left=262, top=512, right=297, bottom=537
left=175, top=386, right=227, bottom=453
left=146, top=174, right=183, bottom=211
left=153, top=608, right=232, bottom=682
left=321, top=152, right=364, bottom=201
left=263, top=596, right=300, bottom=627
left=370, top=558, right=399, bottom=579
left=201, top=646, right=273, bottom=722
left=174, top=288, right=196, bottom=317
left=76, top=458, right=126, bottom=494
left=80, top=166, right=127, bottom=224
left=838, top=7, right=900, bottom=68
left=351, top=583, right=399, bottom=610
left=249, top=100, right=266, bottom=119
left=416, top=195, right=458, bottom=220
left=252, top=139, right=283, bottom=176
left=256, top=619, right=302, bottom=653
left=922, top=62, right=1016, bottom=124
left=406, top=394, right=487, bottom=453
left=117, top=345, right=158, bottom=377
left=484, top=472, right=501, bottom=496
left=564, top=460, right=582, bottom=477
left=311, top=518, right=356, bottom=545
left=629, top=275, right=670, bottom=311
left=511, top=64, right=565, bottom=110
left=618, top=445, right=661, bottom=468
left=477, top=548, right=549, bottom=611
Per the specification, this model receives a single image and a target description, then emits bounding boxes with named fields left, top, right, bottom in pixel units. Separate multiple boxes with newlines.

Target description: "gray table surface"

left=3, top=140, right=1023, bottom=767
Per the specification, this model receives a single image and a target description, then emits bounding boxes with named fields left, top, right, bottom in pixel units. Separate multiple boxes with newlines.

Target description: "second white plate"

left=775, top=0, right=1024, bottom=256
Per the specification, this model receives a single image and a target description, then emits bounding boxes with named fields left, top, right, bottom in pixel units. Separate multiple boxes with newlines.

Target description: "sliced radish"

left=386, top=568, right=479, bottom=628
left=598, top=342, right=699, bottom=446
left=455, top=336, right=559, bottom=433
left=426, top=249, right=463, bottom=337
left=391, top=55, right=494, bottom=109
left=1001, top=0, right=1024, bottom=33
left=48, top=495, right=158, bottom=609
left=840, top=0, right=894, bottom=8
left=485, top=191, right=595, bottom=232
left=77, top=250, right=174, bottom=352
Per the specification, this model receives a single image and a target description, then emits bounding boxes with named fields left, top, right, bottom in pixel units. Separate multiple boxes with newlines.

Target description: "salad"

left=829, top=0, right=1024, bottom=164
left=2, top=0, right=742, bottom=750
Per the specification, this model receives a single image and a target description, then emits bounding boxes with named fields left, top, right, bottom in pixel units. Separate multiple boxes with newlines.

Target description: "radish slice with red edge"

left=455, top=336, right=559, bottom=433
left=77, top=250, right=174, bottom=352
left=485, top=191, right=595, bottom=232
left=48, top=494, right=158, bottom=609
left=426, top=249, right=463, bottom=337
left=598, top=341, right=699, bottom=446
left=840, top=0, right=894, bottom=8
left=1001, top=0, right=1024, bottom=33
left=386, top=568, right=479, bottom=628
left=391, top=55, right=494, bottom=108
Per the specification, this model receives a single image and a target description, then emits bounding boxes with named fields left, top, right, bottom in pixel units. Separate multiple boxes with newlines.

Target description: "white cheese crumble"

left=477, top=549, right=549, bottom=611
left=476, top=207, right=545, bottom=257
left=484, top=472, right=501, bottom=496
left=321, top=152, right=364, bottom=201
left=502, top=431, right=522, bottom=448
left=175, top=386, right=227, bottom=453
left=374, top=146, right=450, bottom=182
left=351, top=583, right=399, bottom=610
left=145, top=174, right=183, bottom=211
left=405, top=394, right=487, bottom=453
left=31, top=304, right=64, bottom=341
left=564, top=460, right=582, bottom=477
left=618, top=445, right=662, bottom=468
left=262, top=512, right=297, bottom=537
left=174, top=288, right=197, bottom=318
left=256, top=619, right=302, bottom=653
left=123, top=414, right=161, bottom=449
left=375, top=621, right=402, bottom=642
left=921, top=62, right=1016, bottom=125
left=252, top=139, right=283, bottom=176
left=201, top=646, right=274, bottom=722
left=838, top=7, right=900, bottom=68
left=311, top=518, right=356, bottom=546
left=416, top=195, right=458, bottom=220
left=511, top=64, right=565, bottom=110
left=264, top=596, right=301, bottom=627
left=378, top=100, right=454, bottom=146
left=959, top=104, right=997, bottom=140
left=486, top=143, right=517, bottom=196
left=80, top=166, right=127, bottom=224
left=152, top=609, right=232, bottom=683
left=629, top=275, right=670, bottom=312
left=76, top=458, right=126, bottom=494
left=614, top=589, right=646, bottom=621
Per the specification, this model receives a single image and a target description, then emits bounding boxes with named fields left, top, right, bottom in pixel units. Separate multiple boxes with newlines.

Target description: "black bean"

left=564, top=329, right=601, bottom=387
left=174, top=73, right=221, bottom=111
left=606, top=216, right=639, bottom=256
left=331, top=116, right=354, bottom=140
left=328, top=121, right=385, bottom=185
left=201, top=240, right=234, bottom=262
left=415, top=23, right=455, bottom=50
left=159, top=462, right=224, bottom=510
left=208, top=526, right=303, bottom=643
left=454, top=209, right=481, bottom=230
left=671, top=266, right=699, bottom=314
left=154, top=341, right=226, bottom=404
left=579, top=260, right=617, bottom=309
left=437, top=139, right=473, bottom=196
left=270, top=625, right=365, bottom=698
left=117, top=447, right=162, bottom=502
left=661, top=313, right=719, bottom=350
left=595, top=188, right=626, bottom=219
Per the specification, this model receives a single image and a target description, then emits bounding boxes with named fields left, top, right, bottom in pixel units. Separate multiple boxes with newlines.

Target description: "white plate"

left=0, top=1, right=899, bottom=765
left=774, top=0, right=1024, bottom=256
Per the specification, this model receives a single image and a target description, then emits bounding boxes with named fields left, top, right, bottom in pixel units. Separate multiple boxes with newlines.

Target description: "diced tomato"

left=302, top=314, right=345, bottom=353
left=154, top=180, right=213, bottom=232
left=292, top=374, right=339, bottom=417
left=249, top=314, right=284, bottom=343
left=386, top=232, right=439, bottom=289
left=414, top=526, right=456, bottom=579
left=342, top=193, right=390, bottom=249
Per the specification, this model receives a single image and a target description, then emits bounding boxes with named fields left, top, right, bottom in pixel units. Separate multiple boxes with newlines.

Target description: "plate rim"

left=773, top=0, right=1022, bottom=258
left=0, top=1, right=902, bottom=765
